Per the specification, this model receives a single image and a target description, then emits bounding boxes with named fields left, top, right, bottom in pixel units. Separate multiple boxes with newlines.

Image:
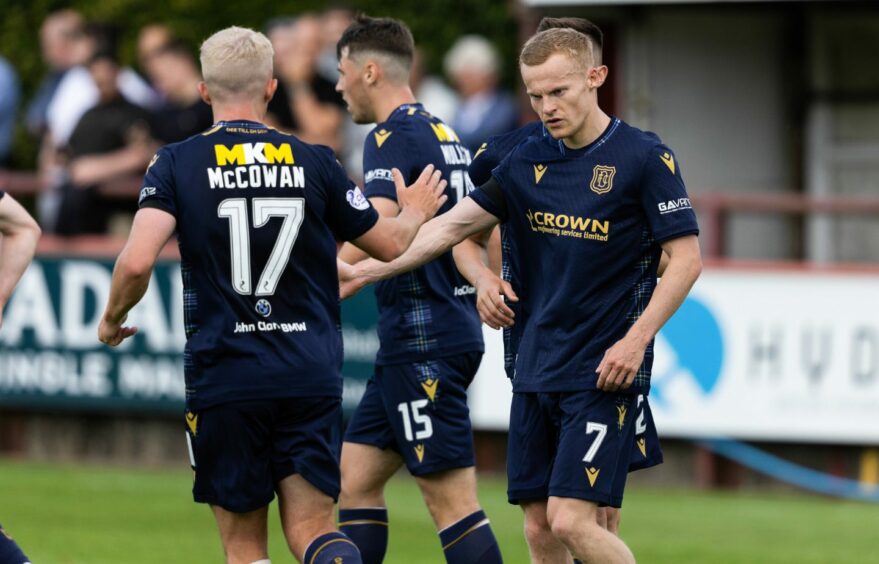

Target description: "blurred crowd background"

left=0, top=2, right=520, bottom=238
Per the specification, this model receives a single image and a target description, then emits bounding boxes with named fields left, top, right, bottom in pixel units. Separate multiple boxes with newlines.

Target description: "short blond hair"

left=520, top=28, right=594, bottom=69
left=200, top=26, right=273, bottom=100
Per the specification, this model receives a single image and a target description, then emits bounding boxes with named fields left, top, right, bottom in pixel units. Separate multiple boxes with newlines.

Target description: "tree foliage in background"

left=0, top=0, right=519, bottom=168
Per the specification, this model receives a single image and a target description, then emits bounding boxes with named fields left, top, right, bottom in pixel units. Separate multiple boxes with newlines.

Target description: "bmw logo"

left=255, top=299, right=272, bottom=317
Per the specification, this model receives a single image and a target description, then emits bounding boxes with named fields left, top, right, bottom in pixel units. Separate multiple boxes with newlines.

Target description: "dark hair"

left=336, top=14, right=414, bottom=67
left=537, top=17, right=603, bottom=63
left=155, top=39, right=196, bottom=62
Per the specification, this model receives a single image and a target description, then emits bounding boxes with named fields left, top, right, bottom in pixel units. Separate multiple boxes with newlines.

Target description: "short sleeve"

left=318, top=147, right=379, bottom=242
left=467, top=153, right=512, bottom=222
left=362, top=126, right=413, bottom=202
left=138, top=148, right=178, bottom=217
left=640, top=145, right=699, bottom=243
left=467, top=139, right=500, bottom=186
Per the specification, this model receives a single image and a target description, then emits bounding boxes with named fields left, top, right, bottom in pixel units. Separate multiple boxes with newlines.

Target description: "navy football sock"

left=338, top=508, right=389, bottom=564
left=0, top=524, right=30, bottom=564
left=303, top=531, right=362, bottom=564
left=438, top=510, right=503, bottom=563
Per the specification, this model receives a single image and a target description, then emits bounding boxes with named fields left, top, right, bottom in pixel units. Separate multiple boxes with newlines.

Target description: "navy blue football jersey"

left=467, top=121, right=548, bottom=379
left=362, top=103, right=483, bottom=365
left=139, top=120, right=379, bottom=409
left=467, top=121, right=545, bottom=186
left=469, top=117, right=699, bottom=394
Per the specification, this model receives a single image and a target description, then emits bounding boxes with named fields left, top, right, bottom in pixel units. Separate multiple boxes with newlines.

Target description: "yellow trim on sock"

left=309, top=538, right=357, bottom=564
left=338, top=519, right=389, bottom=527
left=441, top=519, right=490, bottom=551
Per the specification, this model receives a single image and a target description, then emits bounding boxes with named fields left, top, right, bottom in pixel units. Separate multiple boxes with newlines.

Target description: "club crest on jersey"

left=255, top=299, right=272, bottom=317
left=534, top=164, right=548, bottom=184
left=590, top=165, right=616, bottom=195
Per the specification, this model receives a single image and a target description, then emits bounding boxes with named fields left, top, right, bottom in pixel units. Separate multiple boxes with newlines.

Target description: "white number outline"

left=635, top=394, right=647, bottom=435
left=397, top=399, right=434, bottom=442
left=217, top=197, right=305, bottom=297
left=450, top=169, right=475, bottom=203
left=583, top=422, right=607, bottom=464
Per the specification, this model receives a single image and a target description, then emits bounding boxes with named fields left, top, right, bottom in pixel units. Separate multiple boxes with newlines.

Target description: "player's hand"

left=394, top=165, right=447, bottom=224
left=474, top=271, right=518, bottom=329
left=98, top=314, right=138, bottom=347
left=595, top=334, right=647, bottom=392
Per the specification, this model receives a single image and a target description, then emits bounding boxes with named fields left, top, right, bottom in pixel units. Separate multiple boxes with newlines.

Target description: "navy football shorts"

left=506, top=390, right=639, bottom=508
left=344, top=352, right=481, bottom=476
left=186, top=396, right=342, bottom=513
left=628, top=394, right=663, bottom=472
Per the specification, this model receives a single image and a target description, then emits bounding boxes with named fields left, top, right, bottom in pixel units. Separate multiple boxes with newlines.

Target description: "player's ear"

left=265, top=78, right=278, bottom=103
left=197, top=81, right=212, bottom=105
left=588, top=65, right=608, bottom=89
left=364, top=60, right=379, bottom=86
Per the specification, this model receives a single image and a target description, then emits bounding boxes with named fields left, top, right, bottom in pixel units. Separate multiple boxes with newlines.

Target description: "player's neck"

left=562, top=109, right=612, bottom=150
left=372, top=86, right=417, bottom=124
left=211, top=101, right=267, bottom=126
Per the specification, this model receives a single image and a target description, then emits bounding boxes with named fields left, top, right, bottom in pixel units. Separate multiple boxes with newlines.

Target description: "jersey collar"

left=551, top=116, right=620, bottom=158
left=215, top=120, right=269, bottom=129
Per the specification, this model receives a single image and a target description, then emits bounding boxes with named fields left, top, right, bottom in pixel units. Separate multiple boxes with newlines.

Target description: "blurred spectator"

left=54, top=52, right=156, bottom=236
left=25, top=9, right=85, bottom=138
left=0, top=57, right=20, bottom=165
left=137, top=23, right=174, bottom=84
left=411, top=49, right=459, bottom=125
left=317, top=8, right=353, bottom=82
left=444, top=35, right=518, bottom=152
left=46, top=23, right=159, bottom=149
left=147, top=41, right=213, bottom=143
left=267, top=15, right=346, bottom=149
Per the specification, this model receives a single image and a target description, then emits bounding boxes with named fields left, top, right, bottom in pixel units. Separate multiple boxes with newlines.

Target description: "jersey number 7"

left=218, top=197, right=305, bottom=296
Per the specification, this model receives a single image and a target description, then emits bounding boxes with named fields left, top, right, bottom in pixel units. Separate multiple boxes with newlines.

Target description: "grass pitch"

left=1, top=458, right=878, bottom=563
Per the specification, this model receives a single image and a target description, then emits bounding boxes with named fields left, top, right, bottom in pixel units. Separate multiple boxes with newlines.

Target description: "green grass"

left=2, top=458, right=878, bottom=563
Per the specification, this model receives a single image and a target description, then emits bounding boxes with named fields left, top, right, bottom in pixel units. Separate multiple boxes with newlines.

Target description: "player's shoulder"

left=367, top=108, right=431, bottom=149
left=487, top=121, right=544, bottom=154
left=612, top=119, right=668, bottom=156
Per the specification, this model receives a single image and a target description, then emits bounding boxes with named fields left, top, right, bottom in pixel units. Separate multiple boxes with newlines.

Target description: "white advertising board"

left=468, top=268, right=879, bottom=444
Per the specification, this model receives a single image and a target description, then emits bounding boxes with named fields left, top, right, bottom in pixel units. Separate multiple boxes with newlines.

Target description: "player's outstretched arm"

left=98, top=208, right=176, bottom=346
left=349, top=165, right=447, bottom=262
left=452, top=227, right=518, bottom=329
left=0, top=194, right=41, bottom=325
left=596, top=234, right=702, bottom=391
left=341, top=197, right=500, bottom=299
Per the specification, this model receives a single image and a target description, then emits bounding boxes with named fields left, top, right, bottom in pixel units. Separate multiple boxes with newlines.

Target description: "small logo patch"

left=346, top=187, right=370, bottom=211
left=473, top=143, right=488, bottom=159
left=637, top=437, right=647, bottom=457
left=138, top=186, right=157, bottom=203
left=414, top=444, right=425, bottom=463
left=146, top=153, right=159, bottom=172
left=185, top=411, right=198, bottom=436
left=365, top=168, right=393, bottom=184
left=374, top=129, right=392, bottom=147
left=255, top=299, right=272, bottom=317
left=660, top=152, right=676, bottom=174
left=586, top=466, right=600, bottom=487
left=421, top=378, right=439, bottom=402
left=534, top=164, right=548, bottom=184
